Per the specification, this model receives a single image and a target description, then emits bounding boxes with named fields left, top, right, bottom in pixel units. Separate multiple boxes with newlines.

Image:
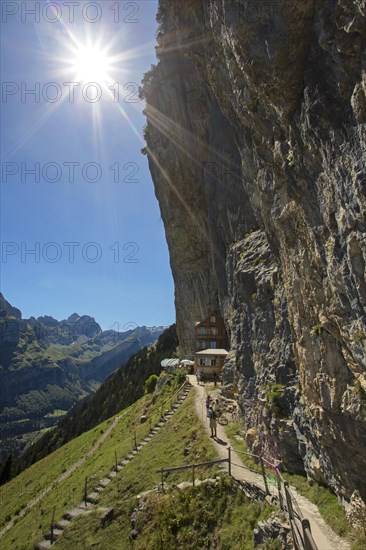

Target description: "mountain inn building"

left=193, top=314, right=229, bottom=378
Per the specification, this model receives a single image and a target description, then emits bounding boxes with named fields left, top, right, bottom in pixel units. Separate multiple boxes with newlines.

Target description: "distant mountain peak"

left=67, top=313, right=80, bottom=323
left=36, top=315, right=59, bottom=325
left=0, top=292, right=22, bottom=319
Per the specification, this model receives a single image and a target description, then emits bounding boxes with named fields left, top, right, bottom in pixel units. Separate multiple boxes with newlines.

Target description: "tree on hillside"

left=0, top=453, right=13, bottom=484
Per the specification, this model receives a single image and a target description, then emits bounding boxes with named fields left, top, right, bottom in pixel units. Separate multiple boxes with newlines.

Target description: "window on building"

left=211, top=327, right=217, bottom=336
left=199, top=340, right=206, bottom=349
left=210, top=316, right=216, bottom=323
left=210, top=341, right=217, bottom=349
left=198, top=327, right=206, bottom=336
left=199, top=358, right=206, bottom=366
left=211, top=358, right=216, bottom=366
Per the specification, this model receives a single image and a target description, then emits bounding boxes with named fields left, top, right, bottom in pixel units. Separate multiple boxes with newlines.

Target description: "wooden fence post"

left=192, top=464, right=195, bottom=487
left=284, top=481, right=294, bottom=520
left=260, top=457, right=270, bottom=495
left=50, top=506, right=56, bottom=544
left=284, top=481, right=299, bottom=550
left=228, top=447, right=232, bottom=477
left=277, top=473, right=284, bottom=510
left=84, top=477, right=88, bottom=507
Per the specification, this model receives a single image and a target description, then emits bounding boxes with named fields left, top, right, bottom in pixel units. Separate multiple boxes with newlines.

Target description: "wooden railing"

left=157, top=457, right=230, bottom=491
left=231, top=448, right=318, bottom=550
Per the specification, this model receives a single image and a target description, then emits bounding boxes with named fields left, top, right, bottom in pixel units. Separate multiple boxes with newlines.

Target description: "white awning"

left=195, top=349, right=228, bottom=356
left=161, top=358, right=180, bottom=368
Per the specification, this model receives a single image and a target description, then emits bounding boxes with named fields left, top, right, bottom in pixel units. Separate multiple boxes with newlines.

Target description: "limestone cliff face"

left=142, top=0, right=366, bottom=504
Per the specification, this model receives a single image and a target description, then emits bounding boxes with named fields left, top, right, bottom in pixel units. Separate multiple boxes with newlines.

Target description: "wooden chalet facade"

left=193, top=314, right=229, bottom=378
left=194, top=314, right=228, bottom=351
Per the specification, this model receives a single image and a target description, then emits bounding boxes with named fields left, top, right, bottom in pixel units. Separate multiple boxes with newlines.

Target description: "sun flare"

left=71, top=44, right=112, bottom=84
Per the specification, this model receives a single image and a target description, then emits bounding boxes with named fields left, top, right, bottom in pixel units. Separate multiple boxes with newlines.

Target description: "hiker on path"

left=208, top=405, right=217, bottom=438
left=206, top=395, right=211, bottom=413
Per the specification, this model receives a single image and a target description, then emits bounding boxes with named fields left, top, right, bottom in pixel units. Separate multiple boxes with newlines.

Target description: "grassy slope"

left=1, top=375, right=277, bottom=550
left=53, top=397, right=276, bottom=550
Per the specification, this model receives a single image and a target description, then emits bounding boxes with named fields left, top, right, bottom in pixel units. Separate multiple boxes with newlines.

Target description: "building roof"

left=195, top=349, right=228, bottom=356
left=195, top=313, right=220, bottom=327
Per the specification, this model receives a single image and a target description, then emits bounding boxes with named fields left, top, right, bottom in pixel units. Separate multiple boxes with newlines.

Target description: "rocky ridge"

left=142, top=0, right=366, bottom=506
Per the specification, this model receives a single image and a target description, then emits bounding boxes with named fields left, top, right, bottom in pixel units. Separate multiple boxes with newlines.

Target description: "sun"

left=71, top=44, right=112, bottom=84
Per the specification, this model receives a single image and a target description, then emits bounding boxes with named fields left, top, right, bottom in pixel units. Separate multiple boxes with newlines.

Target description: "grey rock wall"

left=142, top=0, right=366, bottom=503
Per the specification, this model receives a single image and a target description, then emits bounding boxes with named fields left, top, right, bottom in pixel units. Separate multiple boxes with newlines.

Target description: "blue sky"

left=0, top=0, right=175, bottom=330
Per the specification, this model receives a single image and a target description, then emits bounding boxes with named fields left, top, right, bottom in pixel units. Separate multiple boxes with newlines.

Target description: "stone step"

left=35, top=540, right=52, bottom=549
left=63, top=507, right=87, bottom=520
left=54, top=518, right=70, bottom=530
left=108, top=470, right=117, bottom=478
left=86, top=492, right=99, bottom=504
left=120, top=459, right=130, bottom=466
left=99, top=478, right=111, bottom=487
left=77, top=502, right=91, bottom=510
left=95, top=485, right=104, bottom=493
left=45, top=528, right=63, bottom=540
